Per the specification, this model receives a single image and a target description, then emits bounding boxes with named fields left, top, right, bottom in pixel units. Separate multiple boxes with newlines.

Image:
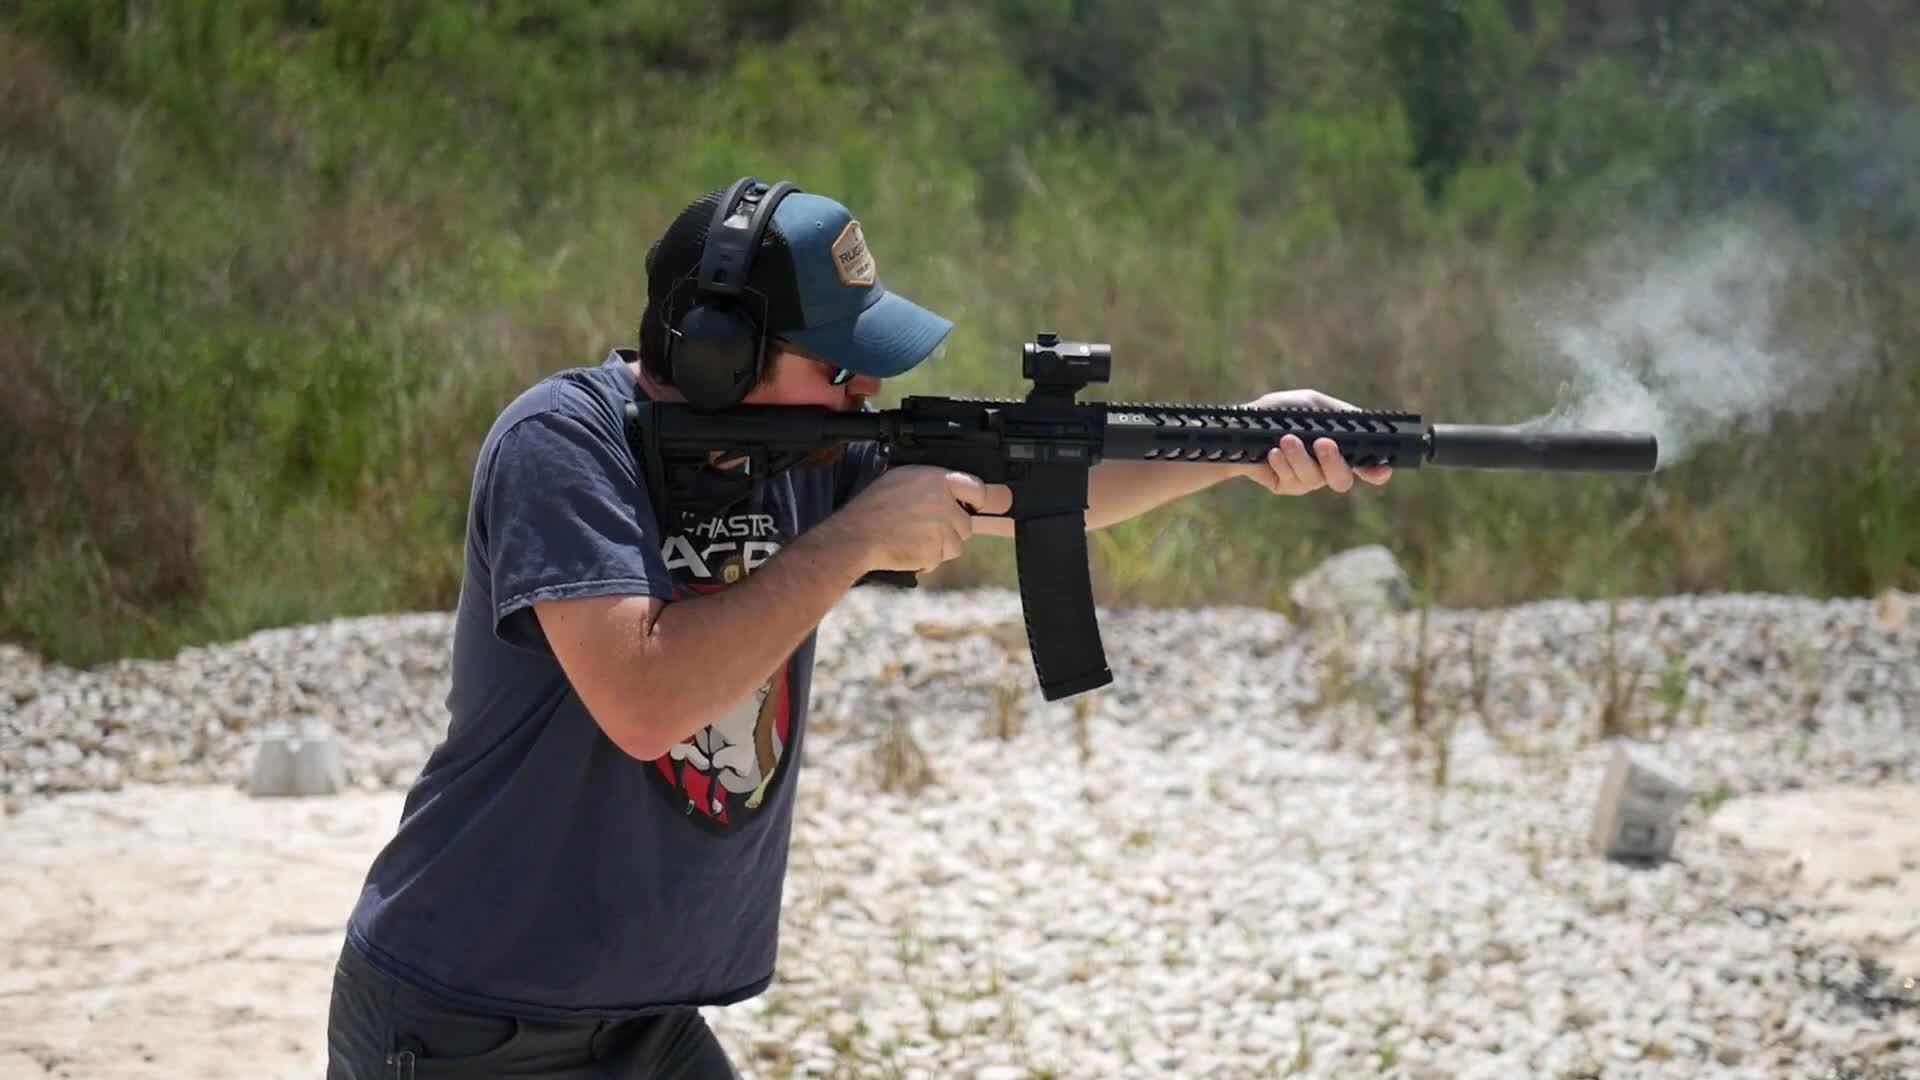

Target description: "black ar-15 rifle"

left=625, top=332, right=1658, bottom=702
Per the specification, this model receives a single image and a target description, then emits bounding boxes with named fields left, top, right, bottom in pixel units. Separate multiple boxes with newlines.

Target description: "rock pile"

left=3, top=615, right=453, bottom=800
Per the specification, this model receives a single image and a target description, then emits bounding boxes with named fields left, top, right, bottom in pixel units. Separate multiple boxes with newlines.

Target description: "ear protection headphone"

left=664, top=176, right=799, bottom=411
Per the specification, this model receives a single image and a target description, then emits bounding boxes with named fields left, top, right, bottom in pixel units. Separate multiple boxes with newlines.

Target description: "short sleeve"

left=482, top=410, right=674, bottom=651
left=832, top=440, right=889, bottom=510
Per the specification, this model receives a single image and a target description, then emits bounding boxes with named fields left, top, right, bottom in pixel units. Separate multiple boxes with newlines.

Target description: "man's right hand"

left=832, top=465, right=1014, bottom=574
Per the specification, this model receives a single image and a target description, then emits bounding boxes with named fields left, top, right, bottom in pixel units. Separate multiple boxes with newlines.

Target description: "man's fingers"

left=946, top=472, right=1014, bottom=515
left=1265, top=447, right=1295, bottom=492
left=1313, top=438, right=1354, bottom=492
left=1279, top=435, right=1322, bottom=491
left=1358, top=464, right=1394, bottom=486
left=1268, top=439, right=1306, bottom=493
left=1253, top=450, right=1285, bottom=493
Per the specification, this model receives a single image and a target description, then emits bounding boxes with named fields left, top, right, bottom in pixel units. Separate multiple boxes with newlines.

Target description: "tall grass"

left=2, top=1, right=1916, bottom=667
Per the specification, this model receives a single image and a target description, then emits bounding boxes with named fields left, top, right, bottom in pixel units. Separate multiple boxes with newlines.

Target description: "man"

left=326, top=178, right=1390, bottom=1078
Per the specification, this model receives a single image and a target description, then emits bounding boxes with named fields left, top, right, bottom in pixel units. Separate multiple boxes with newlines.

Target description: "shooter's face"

left=744, top=341, right=881, bottom=413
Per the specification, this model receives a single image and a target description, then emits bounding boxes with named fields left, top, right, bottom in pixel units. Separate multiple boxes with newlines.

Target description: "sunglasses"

left=772, top=338, right=858, bottom=386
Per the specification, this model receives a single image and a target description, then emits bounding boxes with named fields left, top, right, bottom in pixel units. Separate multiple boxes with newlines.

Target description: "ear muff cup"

left=664, top=177, right=799, bottom=411
left=670, top=303, right=764, bottom=410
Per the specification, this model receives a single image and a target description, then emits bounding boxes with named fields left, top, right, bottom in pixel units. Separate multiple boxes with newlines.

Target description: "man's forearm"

left=1082, top=459, right=1250, bottom=530
left=628, top=517, right=872, bottom=753
left=970, top=460, right=1249, bottom=538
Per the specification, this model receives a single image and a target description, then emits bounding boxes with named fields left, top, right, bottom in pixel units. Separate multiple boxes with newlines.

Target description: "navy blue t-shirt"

left=345, top=351, right=885, bottom=1019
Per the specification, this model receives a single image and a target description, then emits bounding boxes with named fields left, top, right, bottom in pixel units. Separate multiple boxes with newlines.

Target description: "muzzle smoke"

left=1500, top=216, right=1876, bottom=470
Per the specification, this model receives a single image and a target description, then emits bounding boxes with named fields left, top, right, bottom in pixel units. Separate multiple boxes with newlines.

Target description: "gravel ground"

left=2, top=584, right=1915, bottom=1078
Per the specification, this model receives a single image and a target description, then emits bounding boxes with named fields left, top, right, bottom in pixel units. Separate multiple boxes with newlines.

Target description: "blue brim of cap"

left=779, top=289, right=954, bottom=379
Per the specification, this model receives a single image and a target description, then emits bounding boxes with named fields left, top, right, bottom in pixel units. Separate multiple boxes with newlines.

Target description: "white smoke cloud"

left=1499, top=213, right=1877, bottom=470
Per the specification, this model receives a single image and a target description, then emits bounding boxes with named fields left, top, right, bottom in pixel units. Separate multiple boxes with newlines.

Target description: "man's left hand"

left=1238, top=390, right=1394, bottom=495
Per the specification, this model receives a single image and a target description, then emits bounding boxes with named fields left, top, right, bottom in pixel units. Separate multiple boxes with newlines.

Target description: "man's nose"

left=847, top=373, right=884, bottom=397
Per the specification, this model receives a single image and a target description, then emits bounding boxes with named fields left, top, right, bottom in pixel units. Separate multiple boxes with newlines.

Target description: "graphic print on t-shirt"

left=647, top=502, right=798, bottom=832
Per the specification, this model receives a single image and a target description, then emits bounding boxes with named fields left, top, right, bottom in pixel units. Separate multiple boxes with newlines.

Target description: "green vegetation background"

left=4, top=0, right=1916, bottom=667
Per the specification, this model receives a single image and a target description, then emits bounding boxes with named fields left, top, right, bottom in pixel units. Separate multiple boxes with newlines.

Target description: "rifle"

left=624, top=332, right=1658, bottom=702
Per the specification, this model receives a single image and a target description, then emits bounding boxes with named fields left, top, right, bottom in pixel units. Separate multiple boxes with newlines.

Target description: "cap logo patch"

left=830, top=220, right=876, bottom=287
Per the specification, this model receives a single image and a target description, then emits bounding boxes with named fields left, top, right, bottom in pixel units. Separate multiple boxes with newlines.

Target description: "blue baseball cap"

left=767, top=193, right=953, bottom=378
left=646, top=185, right=954, bottom=380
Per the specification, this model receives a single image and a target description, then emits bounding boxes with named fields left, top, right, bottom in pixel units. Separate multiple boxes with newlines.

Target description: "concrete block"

left=1590, top=741, right=1691, bottom=862
left=248, top=721, right=346, bottom=798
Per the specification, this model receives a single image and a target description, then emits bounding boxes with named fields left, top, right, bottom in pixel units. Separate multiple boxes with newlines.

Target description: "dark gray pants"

left=326, top=939, right=744, bottom=1079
